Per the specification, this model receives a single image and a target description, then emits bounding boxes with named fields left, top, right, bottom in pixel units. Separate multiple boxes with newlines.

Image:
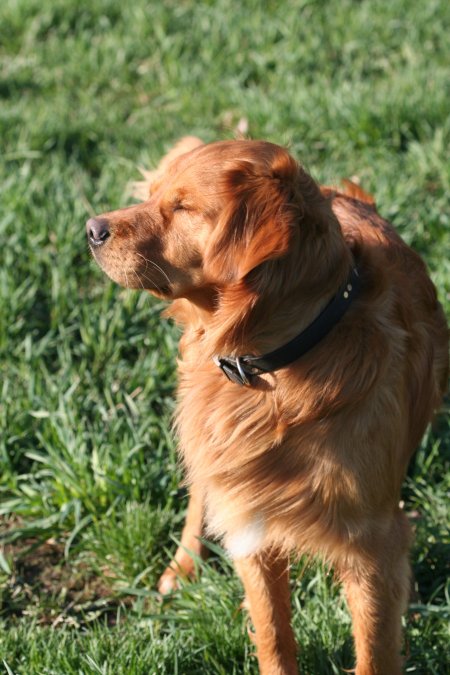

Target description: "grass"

left=0, top=0, right=449, bottom=672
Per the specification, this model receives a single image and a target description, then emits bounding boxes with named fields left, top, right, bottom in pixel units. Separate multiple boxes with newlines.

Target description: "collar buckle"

left=213, top=356, right=253, bottom=386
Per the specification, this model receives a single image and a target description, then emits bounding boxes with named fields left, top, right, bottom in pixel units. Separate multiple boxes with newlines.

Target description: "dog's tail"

left=340, top=178, right=376, bottom=207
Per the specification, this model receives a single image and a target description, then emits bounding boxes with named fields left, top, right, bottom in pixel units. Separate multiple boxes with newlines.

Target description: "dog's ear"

left=205, top=144, right=325, bottom=282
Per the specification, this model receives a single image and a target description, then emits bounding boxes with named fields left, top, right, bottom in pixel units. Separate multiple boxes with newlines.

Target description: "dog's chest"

left=176, top=366, right=345, bottom=555
left=175, top=358, right=397, bottom=558
left=176, top=365, right=285, bottom=472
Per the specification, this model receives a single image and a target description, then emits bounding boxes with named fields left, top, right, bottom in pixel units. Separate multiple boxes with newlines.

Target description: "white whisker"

left=133, top=269, right=145, bottom=291
left=135, top=251, right=172, bottom=287
left=137, top=267, right=165, bottom=295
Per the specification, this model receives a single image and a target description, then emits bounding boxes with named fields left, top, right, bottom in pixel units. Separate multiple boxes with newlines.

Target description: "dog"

left=87, top=138, right=448, bottom=675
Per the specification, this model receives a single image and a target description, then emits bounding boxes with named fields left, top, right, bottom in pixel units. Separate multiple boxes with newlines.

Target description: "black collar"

left=213, top=267, right=361, bottom=386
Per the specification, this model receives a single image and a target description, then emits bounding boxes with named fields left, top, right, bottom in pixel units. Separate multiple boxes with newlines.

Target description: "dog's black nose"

left=86, top=217, right=110, bottom=247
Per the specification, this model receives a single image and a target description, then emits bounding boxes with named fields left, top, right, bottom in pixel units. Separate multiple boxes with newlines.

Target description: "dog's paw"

left=157, top=567, right=181, bottom=595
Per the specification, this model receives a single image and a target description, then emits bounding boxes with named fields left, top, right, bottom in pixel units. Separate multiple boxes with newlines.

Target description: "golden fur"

left=88, top=138, right=448, bottom=675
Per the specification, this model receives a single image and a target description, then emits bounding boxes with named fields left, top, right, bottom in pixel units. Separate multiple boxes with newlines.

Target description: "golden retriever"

left=87, top=138, right=448, bottom=675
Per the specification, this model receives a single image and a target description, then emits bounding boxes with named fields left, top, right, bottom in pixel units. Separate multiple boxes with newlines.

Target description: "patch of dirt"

left=0, top=517, right=133, bottom=628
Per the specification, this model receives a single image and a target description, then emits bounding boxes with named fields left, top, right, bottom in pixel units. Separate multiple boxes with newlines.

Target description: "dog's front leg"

left=158, top=484, right=208, bottom=594
left=235, top=550, right=298, bottom=675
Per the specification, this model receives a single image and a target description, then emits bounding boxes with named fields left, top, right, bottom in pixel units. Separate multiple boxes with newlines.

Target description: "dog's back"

left=331, top=189, right=448, bottom=454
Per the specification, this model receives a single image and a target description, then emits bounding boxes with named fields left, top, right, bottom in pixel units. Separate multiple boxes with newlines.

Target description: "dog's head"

left=87, top=140, right=341, bottom=304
